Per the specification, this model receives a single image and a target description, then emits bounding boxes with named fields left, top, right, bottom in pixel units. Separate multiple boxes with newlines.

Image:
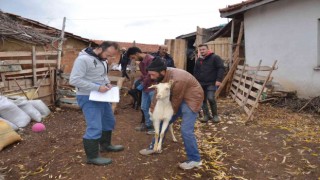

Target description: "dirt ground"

left=0, top=84, right=319, bottom=179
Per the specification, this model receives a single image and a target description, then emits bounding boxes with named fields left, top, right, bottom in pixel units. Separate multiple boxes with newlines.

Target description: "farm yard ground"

left=0, top=90, right=319, bottom=180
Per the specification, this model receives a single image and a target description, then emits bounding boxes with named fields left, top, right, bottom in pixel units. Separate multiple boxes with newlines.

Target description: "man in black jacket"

left=193, top=44, right=225, bottom=123
left=151, top=45, right=175, bottom=68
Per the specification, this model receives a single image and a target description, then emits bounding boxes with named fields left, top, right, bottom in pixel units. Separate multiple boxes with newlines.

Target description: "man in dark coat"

left=193, top=44, right=225, bottom=123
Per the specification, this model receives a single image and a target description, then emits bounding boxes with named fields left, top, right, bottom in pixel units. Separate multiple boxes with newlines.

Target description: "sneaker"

left=179, top=160, right=202, bottom=170
left=212, top=115, right=220, bottom=123
left=139, top=148, right=155, bottom=156
left=135, top=124, right=146, bottom=131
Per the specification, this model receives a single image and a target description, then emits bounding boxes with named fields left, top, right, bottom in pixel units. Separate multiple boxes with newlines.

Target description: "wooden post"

left=57, top=17, right=66, bottom=70
left=32, top=46, right=37, bottom=86
left=229, top=19, right=235, bottom=67
left=215, top=21, right=244, bottom=99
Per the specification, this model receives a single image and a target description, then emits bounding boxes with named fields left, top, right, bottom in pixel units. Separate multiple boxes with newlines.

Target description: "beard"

left=97, top=52, right=106, bottom=60
left=156, top=73, right=165, bottom=82
left=138, top=56, right=143, bottom=61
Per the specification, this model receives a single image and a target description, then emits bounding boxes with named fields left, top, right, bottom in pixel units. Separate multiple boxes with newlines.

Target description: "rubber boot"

left=199, top=103, right=210, bottom=123
left=100, top=131, right=124, bottom=152
left=83, top=139, right=112, bottom=165
left=209, top=100, right=220, bottom=123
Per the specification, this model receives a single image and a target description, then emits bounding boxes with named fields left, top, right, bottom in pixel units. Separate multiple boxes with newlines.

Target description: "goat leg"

left=169, top=124, right=177, bottom=142
left=156, top=120, right=170, bottom=152
left=153, top=120, right=160, bottom=152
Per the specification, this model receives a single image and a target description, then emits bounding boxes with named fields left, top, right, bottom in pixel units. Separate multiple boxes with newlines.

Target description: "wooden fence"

left=0, top=47, right=57, bottom=105
left=206, top=37, right=230, bottom=62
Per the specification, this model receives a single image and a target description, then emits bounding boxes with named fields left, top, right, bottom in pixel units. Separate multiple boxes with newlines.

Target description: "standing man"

left=126, top=47, right=155, bottom=134
left=152, top=45, right=175, bottom=68
left=69, top=41, right=124, bottom=166
left=119, top=47, right=136, bottom=88
left=193, top=44, right=225, bottom=123
left=139, top=58, right=204, bottom=170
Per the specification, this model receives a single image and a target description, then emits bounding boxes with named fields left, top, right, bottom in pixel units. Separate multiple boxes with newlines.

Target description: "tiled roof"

left=93, top=40, right=159, bottom=53
left=219, top=0, right=278, bottom=17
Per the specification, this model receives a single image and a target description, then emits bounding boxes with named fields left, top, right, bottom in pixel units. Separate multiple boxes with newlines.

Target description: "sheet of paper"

left=89, top=86, right=120, bottom=102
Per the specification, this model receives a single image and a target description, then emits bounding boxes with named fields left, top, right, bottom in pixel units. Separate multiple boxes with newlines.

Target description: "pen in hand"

left=94, top=82, right=111, bottom=93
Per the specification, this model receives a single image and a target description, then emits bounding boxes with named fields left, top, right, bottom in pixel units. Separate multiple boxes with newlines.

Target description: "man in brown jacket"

left=139, top=57, right=204, bottom=170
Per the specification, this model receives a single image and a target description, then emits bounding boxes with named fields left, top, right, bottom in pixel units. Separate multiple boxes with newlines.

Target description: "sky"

left=0, top=0, right=242, bottom=44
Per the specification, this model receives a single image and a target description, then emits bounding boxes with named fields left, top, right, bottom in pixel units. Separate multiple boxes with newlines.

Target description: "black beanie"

left=147, top=57, right=167, bottom=72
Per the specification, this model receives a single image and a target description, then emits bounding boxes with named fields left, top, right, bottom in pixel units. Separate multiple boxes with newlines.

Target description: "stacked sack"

left=0, top=96, right=51, bottom=129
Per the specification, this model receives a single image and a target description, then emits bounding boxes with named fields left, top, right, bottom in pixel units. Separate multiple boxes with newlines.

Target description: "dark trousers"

left=201, top=85, right=218, bottom=116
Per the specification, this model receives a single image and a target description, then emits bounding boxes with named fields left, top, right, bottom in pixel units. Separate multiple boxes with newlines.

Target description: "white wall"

left=244, top=0, right=320, bottom=98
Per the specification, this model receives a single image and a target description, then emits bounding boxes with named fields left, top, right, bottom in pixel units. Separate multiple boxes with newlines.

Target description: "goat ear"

left=149, top=84, right=157, bottom=89
left=168, top=80, right=174, bottom=86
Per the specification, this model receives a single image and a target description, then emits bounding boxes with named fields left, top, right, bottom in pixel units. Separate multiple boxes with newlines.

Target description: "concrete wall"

left=244, top=0, right=320, bottom=97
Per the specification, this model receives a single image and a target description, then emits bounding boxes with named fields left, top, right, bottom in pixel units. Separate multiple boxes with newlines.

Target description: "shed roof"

left=0, top=11, right=55, bottom=45
left=3, top=11, right=93, bottom=44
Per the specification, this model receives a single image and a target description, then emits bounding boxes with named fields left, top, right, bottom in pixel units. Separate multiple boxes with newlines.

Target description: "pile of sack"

left=0, top=96, right=51, bottom=129
left=0, top=96, right=51, bottom=151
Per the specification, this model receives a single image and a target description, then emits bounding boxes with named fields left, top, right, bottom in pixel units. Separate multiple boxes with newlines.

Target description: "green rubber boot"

left=199, top=102, right=210, bottom=123
left=100, top=131, right=124, bottom=152
left=83, top=139, right=112, bottom=165
left=209, top=100, right=220, bottom=123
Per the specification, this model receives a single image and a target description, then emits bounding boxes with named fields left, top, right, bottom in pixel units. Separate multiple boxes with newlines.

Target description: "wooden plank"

left=247, top=60, right=278, bottom=121
left=0, top=65, right=22, bottom=72
left=216, top=21, right=244, bottom=98
left=173, top=39, right=187, bottom=70
left=59, top=103, right=80, bottom=109
left=0, top=51, right=58, bottom=57
left=238, top=65, right=275, bottom=71
left=57, top=89, right=76, bottom=97
left=32, top=46, right=37, bottom=86
left=0, top=51, right=31, bottom=57
left=6, top=73, right=50, bottom=80
left=235, top=70, right=273, bottom=82
left=232, top=82, right=259, bottom=98
left=4, top=67, right=54, bottom=76
left=59, top=97, right=77, bottom=104
left=2, top=60, right=57, bottom=65
left=244, top=106, right=250, bottom=115
left=233, top=75, right=264, bottom=91
left=243, top=60, right=262, bottom=106
left=0, top=73, right=5, bottom=88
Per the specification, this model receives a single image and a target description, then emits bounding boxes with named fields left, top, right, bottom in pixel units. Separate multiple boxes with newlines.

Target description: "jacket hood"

left=79, top=47, right=104, bottom=61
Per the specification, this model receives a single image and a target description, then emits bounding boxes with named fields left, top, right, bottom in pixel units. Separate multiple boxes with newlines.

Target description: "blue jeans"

left=141, top=90, right=155, bottom=127
left=77, top=95, right=115, bottom=139
left=149, top=101, right=201, bottom=162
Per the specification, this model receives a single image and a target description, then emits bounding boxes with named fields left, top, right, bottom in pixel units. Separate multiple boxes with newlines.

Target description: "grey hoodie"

left=69, top=48, right=110, bottom=95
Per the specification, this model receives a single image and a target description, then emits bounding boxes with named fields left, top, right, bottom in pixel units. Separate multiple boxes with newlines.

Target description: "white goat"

left=149, top=80, right=177, bottom=153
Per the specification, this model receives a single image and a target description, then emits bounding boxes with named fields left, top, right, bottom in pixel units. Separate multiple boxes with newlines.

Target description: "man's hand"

left=98, top=85, right=110, bottom=93
left=106, top=83, right=113, bottom=89
left=215, top=81, right=221, bottom=86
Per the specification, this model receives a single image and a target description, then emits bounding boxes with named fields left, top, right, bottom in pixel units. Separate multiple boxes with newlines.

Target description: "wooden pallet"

left=230, top=60, right=277, bottom=122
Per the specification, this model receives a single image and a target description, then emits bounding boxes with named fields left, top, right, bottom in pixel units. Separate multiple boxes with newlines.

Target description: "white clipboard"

left=89, top=86, right=120, bottom=102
